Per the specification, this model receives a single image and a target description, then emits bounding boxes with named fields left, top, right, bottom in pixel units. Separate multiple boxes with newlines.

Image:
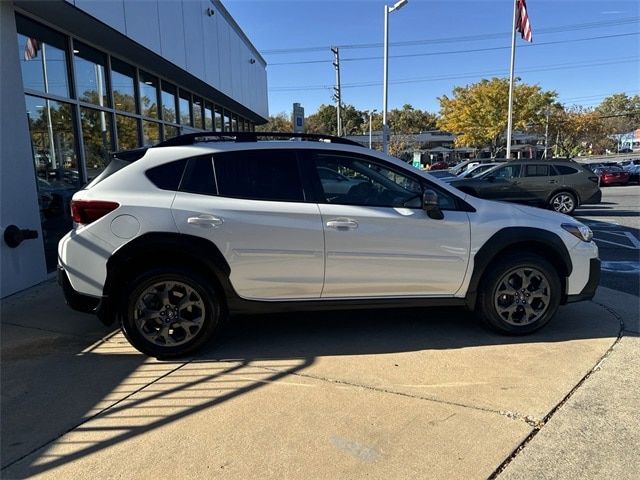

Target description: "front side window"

left=17, top=16, right=70, bottom=98
left=213, top=150, right=304, bottom=202
left=312, top=153, right=422, bottom=208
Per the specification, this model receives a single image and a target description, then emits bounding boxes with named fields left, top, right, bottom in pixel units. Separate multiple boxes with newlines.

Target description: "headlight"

left=562, top=223, right=593, bottom=242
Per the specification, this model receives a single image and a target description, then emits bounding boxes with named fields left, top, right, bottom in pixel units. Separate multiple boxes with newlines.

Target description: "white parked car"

left=59, top=133, right=600, bottom=357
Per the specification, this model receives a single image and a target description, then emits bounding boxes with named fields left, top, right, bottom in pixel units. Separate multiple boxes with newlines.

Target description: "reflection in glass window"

left=161, top=83, right=177, bottom=123
left=224, top=112, right=231, bottom=132
left=232, top=115, right=238, bottom=132
left=179, top=90, right=191, bottom=126
left=193, top=97, right=203, bottom=129
left=80, top=107, right=112, bottom=180
left=24, top=94, right=79, bottom=271
left=73, top=42, right=108, bottom=106
left=164, top=124, right=180, bottom=140
left=139, top=71, right=158, bottom=118
left=111, top=59, right=136, bottom=113
left=116, top=114, right=139, bottom=150
left=204, top=102, right=214, bottom=130
left=16, top=15, right=70, bottom=98
left=143, top=120, right=161, bottom=146
left=215, top=107, right=223, bottom=132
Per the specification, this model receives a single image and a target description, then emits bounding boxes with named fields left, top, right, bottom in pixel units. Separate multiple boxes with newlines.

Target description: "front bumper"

left=565, top=258, right=600, bottom=303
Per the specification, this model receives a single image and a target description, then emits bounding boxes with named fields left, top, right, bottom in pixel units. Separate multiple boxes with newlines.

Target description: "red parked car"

left=429, top=160, right=450, bottom=170
left=593, top=166, right=630, bottom=186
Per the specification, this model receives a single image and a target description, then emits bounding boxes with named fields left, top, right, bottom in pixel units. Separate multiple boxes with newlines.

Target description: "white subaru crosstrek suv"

left=58, top=132, right=600, bottom=358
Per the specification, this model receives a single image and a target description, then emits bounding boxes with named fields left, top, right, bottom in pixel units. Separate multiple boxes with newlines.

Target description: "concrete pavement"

left=1, top=280, right=638, bottom=479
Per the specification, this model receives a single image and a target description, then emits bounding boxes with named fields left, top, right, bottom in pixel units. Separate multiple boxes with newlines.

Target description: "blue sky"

left=224, top=0, right=640, bottom=117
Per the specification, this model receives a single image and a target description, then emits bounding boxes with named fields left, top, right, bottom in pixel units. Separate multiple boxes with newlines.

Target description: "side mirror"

left=422, top=190, right=444, bottom=220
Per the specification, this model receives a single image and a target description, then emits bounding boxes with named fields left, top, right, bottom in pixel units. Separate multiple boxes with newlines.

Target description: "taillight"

left=70, top=200, right=119, bottom=225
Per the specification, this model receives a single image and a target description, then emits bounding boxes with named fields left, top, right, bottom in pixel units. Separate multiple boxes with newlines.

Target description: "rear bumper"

left=57, top=266, right=100, bottom=314
left=565, top=258, right=600, bottom=303
left=582, top=189, right=602, bottom=205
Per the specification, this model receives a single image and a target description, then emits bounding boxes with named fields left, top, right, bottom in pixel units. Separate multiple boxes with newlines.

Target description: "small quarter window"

left=555, top=165, right=579, bottom=175
left=145, top=159, right=187, bottom=190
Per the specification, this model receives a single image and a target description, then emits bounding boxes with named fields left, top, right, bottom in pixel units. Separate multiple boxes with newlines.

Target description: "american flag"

left=24, top=37, right=39, bottom=61
left=515, top=0, right=533, bottom=43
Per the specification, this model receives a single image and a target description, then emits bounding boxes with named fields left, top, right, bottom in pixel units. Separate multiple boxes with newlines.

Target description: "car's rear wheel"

left=477, top=254, right=561, bottom=335
left=549, top=191, right=577, bottom=214
left=120, top=268, right=221, bottom=358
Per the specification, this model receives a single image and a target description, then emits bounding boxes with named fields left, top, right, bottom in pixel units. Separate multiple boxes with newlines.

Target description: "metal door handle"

left=187, top=215, right=223, bottom=227
left=326, top=218, right=358, bottom=230
left=548, top=179, right=559, bottom=184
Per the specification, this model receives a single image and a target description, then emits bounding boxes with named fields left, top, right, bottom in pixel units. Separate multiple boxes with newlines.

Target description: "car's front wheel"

left=120, top=268, right=221, bottom=358
left=549, top=191, right=577, bottom=214
left=477, top=254, right=561, bottom=335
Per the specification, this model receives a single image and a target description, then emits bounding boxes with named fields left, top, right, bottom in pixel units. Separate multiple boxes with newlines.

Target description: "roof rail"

left=154, top=131, right=363, bottom=148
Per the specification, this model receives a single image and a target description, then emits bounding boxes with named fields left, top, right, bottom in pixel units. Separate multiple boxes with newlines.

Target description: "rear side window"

left=145, top=159, right=187, bottom=190
left=555, top=165, right=580, bottom=175
left=524, top=165, right=549, bottom=177
left=181, top=156, right=216, bottom=195
left=213, top=149, right=304, bottom=202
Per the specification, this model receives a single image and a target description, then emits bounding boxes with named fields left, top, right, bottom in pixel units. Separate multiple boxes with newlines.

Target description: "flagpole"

left=506, top=0, right=518, bottom=161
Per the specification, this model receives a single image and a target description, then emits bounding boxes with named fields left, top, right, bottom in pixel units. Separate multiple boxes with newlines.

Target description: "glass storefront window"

left=111, top=59, right=137, bottom=113
left=80, top=107, right=113, bottom=180
left=215, top=107, right=223, bottom=132
left=204, top=102, right=214, bottom=131
left=164, top=124, right=180, bottom=140
left=161, top=82, right=177, bottom=123
left=224, top=112, right=231, bottom=132
left=25, top=94, right=79, bottom=271
left=73, top=41, right=109, bottom=107
left=17, top=16, right=70, bottom=98
left=232, top=115, right=238, bottom=132
left=179, top=90, right=191, bottom=126
left=142, top=120, right=161, bottom=146
left=193, top=97, right=204, bottom=129
left=139, top=71, right=159, bottom=119
left=116, top=114, right=139, bottom=150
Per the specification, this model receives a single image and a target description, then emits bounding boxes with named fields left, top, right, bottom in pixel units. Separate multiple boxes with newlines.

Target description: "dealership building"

left=0, top=0, right=268, bottom=297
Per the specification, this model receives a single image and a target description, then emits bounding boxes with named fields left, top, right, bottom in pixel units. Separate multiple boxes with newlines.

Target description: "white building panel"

left=157, top=0, right=187, bottom=68
left=124, top=0, right=161, bottom=55
left=201, top=0, right=221, bottom=90
left=73, top=0, right=125, bottom=33
left=230, top=30, right=243, bottom=101
left=182, top=0, right=206, bottom=81
left=216, top=15, right=232, bottom=96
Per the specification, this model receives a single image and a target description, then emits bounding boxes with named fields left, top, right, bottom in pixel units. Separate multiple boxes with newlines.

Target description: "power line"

left=269, top=32, right=639, bottom=66
left=270, top=57, right=639, bottom=92
left=261, top=17, right=640, bottom=55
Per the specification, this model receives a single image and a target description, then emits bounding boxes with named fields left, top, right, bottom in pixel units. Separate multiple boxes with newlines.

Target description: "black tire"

left=476, top=254, right=561, bottom=335
left=548, top=191, right=577, bottom=215
left=119, top=268, right=222, bottom=358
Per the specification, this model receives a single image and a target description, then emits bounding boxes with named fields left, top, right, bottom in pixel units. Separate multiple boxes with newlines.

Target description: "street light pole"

left=369, top=109, right=377, bottom=149
left=382, top=0, right=407, bottom=155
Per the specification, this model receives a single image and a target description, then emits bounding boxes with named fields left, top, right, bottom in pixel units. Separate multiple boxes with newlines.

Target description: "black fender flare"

left=464, top=227, right=573, bottom=309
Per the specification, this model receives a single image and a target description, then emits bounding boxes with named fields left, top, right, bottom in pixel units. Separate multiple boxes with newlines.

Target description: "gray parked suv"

left=449, top=160, right=601, bottom=214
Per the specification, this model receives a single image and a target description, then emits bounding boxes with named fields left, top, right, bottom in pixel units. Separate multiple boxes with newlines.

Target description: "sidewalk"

left=1, top=281, right=638, bottom=479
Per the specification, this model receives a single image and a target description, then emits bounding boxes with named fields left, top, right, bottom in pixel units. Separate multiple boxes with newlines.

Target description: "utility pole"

left=544, top=105, right=550, bottom=159
left=331, top=47, right=342, bottom=136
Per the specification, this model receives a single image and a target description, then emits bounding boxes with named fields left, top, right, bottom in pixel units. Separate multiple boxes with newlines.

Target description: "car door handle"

left=548, top=179, right=559, bottom=184
left=326, top=218, right=358, bottom=231
left=187, top=215, right=223, bottom=227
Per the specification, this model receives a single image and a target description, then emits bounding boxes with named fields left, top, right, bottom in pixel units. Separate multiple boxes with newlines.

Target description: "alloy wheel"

left=493, top=267, right=551, bottom=326
left=133, top=281, right=206, bottom=347
left=551, top=194, right=574, bottom=213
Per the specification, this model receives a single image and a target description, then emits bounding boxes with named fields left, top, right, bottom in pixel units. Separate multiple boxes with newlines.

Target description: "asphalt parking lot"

left=1, top=186, right=639, bottom=480
left=575, top=185, right=640, bottom=296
